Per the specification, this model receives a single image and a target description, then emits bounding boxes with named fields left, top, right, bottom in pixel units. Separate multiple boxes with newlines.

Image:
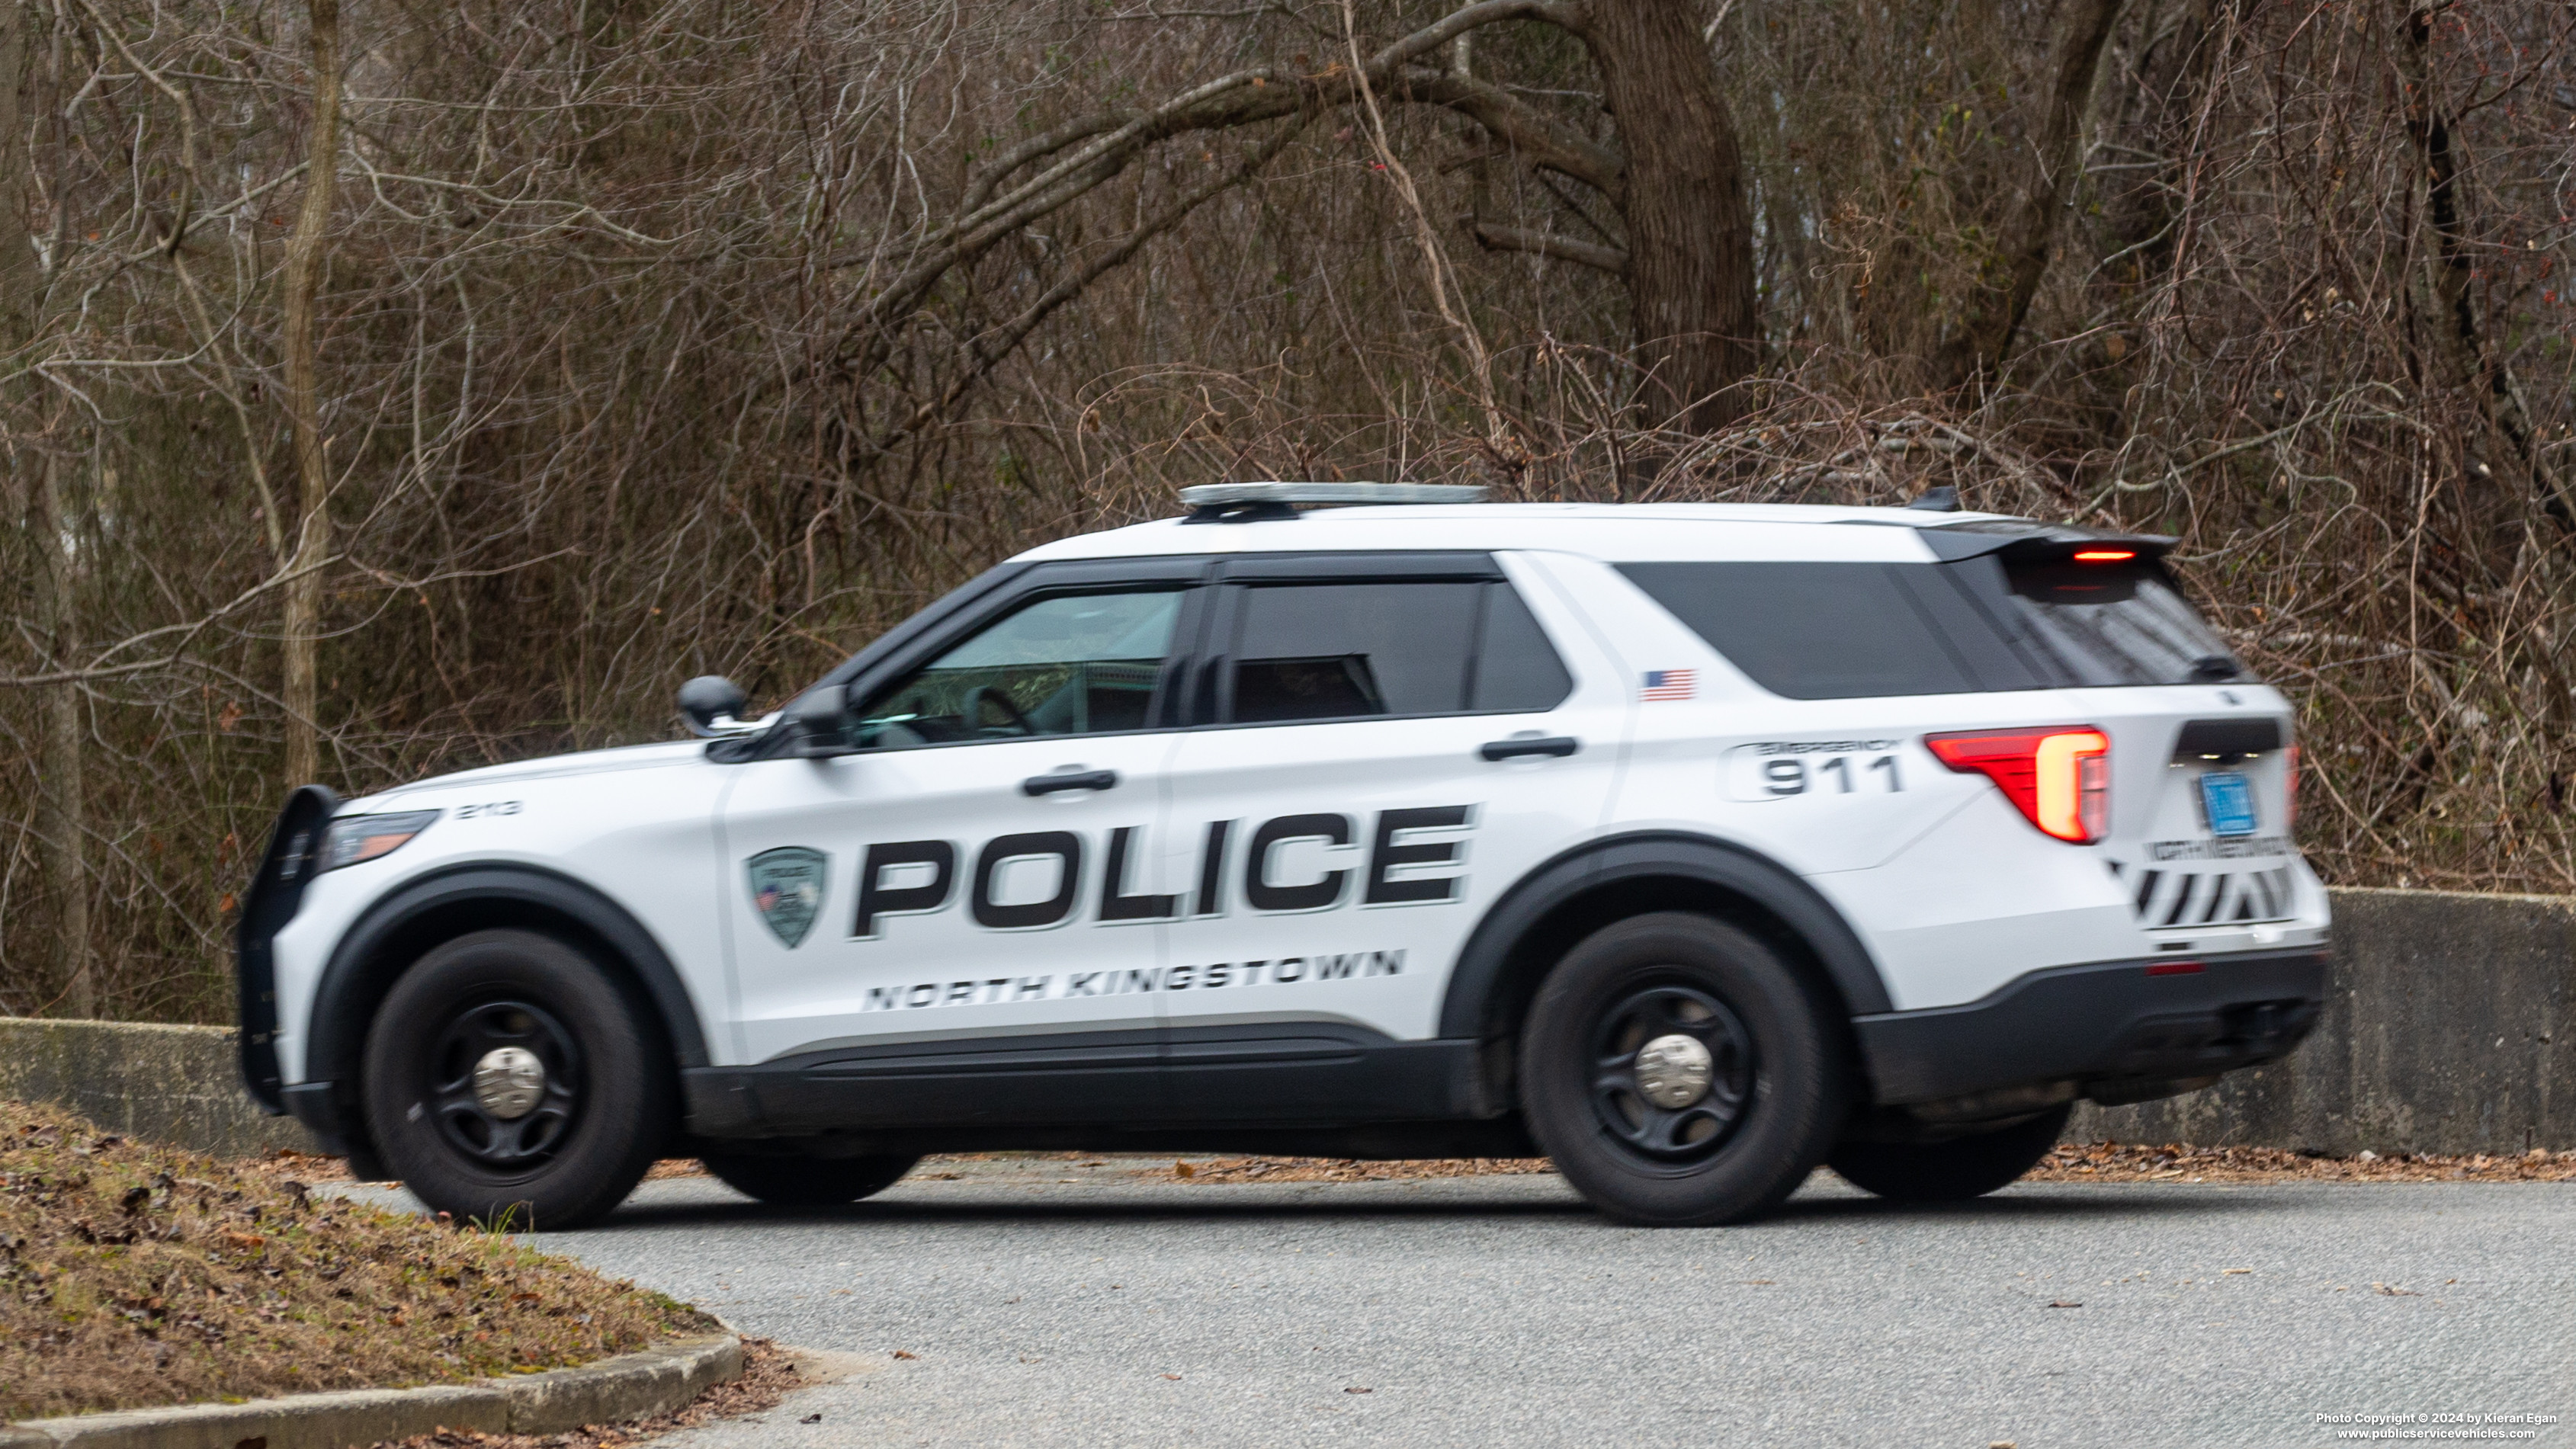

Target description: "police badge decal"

left=745, top=847, right=829, bottom=948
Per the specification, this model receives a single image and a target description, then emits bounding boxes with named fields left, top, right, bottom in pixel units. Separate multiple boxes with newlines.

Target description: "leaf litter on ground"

left=1121, top=1143, right=2576, bottom=1185
left=0, top=1101, right=714, bottom=1422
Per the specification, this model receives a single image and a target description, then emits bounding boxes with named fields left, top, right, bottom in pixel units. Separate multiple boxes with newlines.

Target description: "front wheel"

left=1828, top=1104, right=2073, bottom=1202
left=701, top=1152, right=919, bottom=1207
left=361, top=929, right=672, bottom=1229
left=1520, top=912, right=1846, bottom=1227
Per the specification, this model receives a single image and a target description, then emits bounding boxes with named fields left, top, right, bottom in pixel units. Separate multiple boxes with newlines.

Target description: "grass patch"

left=0, top=1101, right=715, bottom=1423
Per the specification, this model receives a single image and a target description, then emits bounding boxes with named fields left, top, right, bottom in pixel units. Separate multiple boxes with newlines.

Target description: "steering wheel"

left=959, top=685, right=1036, bottom=738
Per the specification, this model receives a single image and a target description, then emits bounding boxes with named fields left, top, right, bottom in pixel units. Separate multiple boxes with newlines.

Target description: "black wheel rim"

left=1586, top=979, right=1756, bottom=1165
left=427, top=999, right=582, bottom=1176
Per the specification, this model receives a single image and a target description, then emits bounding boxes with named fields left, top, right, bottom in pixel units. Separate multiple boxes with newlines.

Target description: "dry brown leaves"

left=2029, top=1141, right=2576, bottom=1183
left=242, top=1153, right=714, bottom=1188
left=1137, top=1156, right=1556, bottom=1184
left=1137, top=1143, right=2576, bottom=1187
left=0, top=1101, right=714, bottom=1422
left=365, top=1338, right=803, bottom=1449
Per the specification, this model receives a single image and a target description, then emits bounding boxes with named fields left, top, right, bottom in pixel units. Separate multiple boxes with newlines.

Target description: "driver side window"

left=853, top=588, right=1185, bottom=748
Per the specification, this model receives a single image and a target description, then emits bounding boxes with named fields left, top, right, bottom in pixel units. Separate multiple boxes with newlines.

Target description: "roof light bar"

left=1179, top=480, right=1488, bottom=524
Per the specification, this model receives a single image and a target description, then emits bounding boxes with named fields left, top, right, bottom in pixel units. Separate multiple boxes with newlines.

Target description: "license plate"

left=2199, top=771, right=2258, bottom=837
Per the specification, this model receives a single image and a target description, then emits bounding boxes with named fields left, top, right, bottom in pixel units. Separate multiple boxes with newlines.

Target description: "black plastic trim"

left=280, top=1082, right=347, bottom=1149
left=236, top=785, right=339, bottom=1114
left=1212, top=550, right=1505, bottom=583
left=1161, top=1023, right=1485, bottom=1122
left=1438, top=831, right=1896, bottom=1043
left=2173, top=717, right=2286, bottom=759
left=681, top=1021, right=1487, bottom=1138
left=1853, top=945, right=2330, bottom=1105
left=304, top=863, right=714, bottom=1108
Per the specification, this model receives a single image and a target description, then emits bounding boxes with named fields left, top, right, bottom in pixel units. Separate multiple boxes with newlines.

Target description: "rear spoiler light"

left=1911, top=520, right=2177, bottom=565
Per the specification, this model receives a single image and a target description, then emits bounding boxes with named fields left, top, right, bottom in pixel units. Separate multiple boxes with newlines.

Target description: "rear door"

left=1150, top=551, right=1627, bottom=1117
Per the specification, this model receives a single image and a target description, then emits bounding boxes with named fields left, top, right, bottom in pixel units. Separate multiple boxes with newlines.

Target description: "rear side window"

left=1988, top=557, right=2235, bottom=687
left=1616, top=563, right=1981, bottom=700
left=1225, top=580, right=1573, bottom=723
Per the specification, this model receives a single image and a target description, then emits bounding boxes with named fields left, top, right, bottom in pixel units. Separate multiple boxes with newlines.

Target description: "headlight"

left=316, top=810, right=441, bottom=873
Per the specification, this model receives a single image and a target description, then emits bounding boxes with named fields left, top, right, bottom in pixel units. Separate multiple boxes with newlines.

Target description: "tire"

left=700, top=1152, right=919, bottom=1207
left=361, top=928, right=673, bottom=1229
left=1520, top=912, right=1847, bottom=1227
left=1828, top=1103, right=2072, bottom=1203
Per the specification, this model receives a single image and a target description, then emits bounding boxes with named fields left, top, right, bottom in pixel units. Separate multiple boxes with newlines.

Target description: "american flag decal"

left=1641, top=668, right=1697, bottom=701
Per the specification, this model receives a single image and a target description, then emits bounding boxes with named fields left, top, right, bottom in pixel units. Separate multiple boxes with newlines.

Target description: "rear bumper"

left=1853, top=944, right=2329, bottom=1106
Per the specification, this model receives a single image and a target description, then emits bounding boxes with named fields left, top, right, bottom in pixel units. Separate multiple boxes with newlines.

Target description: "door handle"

left=1479, top=736, right=1579, bottom=761
left=1022, top=768, right=1119, bottom=796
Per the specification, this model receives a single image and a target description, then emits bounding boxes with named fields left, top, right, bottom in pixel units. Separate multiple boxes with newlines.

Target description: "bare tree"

left=279, top=0, right=342, bottom=786
left=0, top=0, right=2567, bottom=1021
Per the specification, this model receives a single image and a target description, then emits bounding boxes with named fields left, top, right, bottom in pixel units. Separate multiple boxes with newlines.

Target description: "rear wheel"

left=1520, top=912, right=1846, bottom=1226
left=701, top=1152, right=919, bottom=1207
left=1828, top=1103, right=2072, bottom=1202
left=361, top=929, right=672, bottom=1229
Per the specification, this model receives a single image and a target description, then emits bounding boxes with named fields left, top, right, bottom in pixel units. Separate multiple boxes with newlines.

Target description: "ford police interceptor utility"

left=236, top=482, right=2329, bottom=1228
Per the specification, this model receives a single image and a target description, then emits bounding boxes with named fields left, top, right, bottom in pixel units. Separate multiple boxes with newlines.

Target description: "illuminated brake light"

left=2070, top=549, right=2135, bottom=563
left=1923, top=726, right=2112, bottom=843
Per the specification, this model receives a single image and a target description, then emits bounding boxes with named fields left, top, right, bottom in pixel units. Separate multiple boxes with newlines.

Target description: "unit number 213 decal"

left=1724, top=740, right=1905, bottom=802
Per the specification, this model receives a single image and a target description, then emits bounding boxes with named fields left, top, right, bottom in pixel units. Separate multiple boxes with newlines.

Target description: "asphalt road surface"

left=353, top=1159, right=2574, bottom=1447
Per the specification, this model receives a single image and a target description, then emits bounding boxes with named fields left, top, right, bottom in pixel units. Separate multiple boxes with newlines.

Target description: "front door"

left=1152, top=553, right=1628, bottom=1117
left=716, top=576, right=1198, bottom=1122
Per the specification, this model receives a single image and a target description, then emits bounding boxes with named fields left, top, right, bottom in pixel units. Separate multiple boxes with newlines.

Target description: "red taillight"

left=2070, top=549, right=2136, bottom=563
left=1924, top=726, right=2112, bottom=843
left=2284, top=743, right=2300, bottom=832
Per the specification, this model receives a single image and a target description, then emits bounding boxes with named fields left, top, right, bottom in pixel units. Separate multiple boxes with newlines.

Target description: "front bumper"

left=1853, top=944, right=2329, bottom=1107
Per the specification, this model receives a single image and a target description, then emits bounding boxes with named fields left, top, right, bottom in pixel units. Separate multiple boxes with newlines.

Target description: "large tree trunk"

left=1577, top=0, right=1758, bottom=433
left=1938, top=0, right=2126, bottom=389
left=0, top=1, right=88, bottom=1015
left=2398, top=2, right=2572, bottom=529
left=30, top=441, right=89, bottom=1016
left=279, top=0, right=341, bottom=786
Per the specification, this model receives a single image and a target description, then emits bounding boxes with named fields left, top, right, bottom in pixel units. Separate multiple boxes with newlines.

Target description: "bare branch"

left=1464, top=217, right=1629, bottom=274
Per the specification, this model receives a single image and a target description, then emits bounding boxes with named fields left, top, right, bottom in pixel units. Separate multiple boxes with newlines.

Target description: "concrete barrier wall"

left=2071, top=887, right=2574, bottom=1155
left=0, top=887, right=2567, bottom=1160
left=0, top=1018, right=312, bottom=1158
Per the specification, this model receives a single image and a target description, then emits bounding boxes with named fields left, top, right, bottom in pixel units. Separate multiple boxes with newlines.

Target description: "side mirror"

left=677, top=675, right=749, bottom=737
left=781, top=684, right=852, bottom=755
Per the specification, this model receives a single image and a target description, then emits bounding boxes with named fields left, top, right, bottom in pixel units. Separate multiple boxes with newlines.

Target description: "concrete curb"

left=0, top=1332, right=741, bottom=1448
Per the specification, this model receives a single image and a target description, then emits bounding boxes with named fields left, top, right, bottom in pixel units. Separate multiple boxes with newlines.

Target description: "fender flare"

left=1436, top=831, right=1894, bottom=1043
left=303, top=862, right=714, bottom=1094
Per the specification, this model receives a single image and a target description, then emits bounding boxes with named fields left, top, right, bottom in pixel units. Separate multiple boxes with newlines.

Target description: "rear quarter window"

left=1615, top=562, right=1983, bottom=699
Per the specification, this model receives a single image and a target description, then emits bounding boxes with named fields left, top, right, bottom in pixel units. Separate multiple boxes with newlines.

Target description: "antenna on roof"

left=1179, top=480, right=1487, bottom=524
left=1906, top=486, right=1960, bottom=512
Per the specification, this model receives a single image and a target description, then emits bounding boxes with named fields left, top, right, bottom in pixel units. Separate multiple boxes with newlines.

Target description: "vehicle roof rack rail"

left=1178, top=480, right=1488, bottom=524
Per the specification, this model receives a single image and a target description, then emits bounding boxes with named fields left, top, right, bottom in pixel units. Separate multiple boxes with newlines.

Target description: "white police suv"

left=237, top=484, right=2328, bottom=1227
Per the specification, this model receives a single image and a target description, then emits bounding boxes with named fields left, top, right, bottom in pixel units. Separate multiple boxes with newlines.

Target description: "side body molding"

left=304, top=864, right=714, bottom=1101
left=1438, top=830, right=1896, bottom=1053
